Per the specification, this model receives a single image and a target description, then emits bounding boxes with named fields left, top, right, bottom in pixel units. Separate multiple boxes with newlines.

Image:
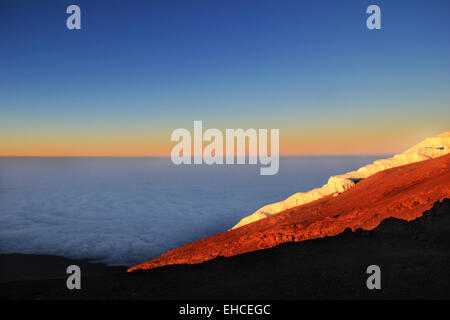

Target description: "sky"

left=1, top=0, right=449, bottom=156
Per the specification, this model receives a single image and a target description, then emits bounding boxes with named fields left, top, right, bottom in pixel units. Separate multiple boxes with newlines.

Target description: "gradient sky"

left=1, top=0, right=449, bottom=156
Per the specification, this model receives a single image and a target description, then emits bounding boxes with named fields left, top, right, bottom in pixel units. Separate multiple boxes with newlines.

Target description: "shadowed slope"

left=2, top=198, right=449, bottom=299
left=129, top=153, right=450, bottom=272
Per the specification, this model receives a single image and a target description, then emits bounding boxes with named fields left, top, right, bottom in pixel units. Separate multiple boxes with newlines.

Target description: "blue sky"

left=1, top=0, right=449, bottom=155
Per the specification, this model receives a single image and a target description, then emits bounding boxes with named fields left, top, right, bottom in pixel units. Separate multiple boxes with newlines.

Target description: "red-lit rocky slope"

left=129, top=153, right=450, bottom=272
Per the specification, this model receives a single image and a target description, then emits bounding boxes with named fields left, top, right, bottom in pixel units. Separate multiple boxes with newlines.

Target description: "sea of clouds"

left=0, top=156, right=382, bottom=266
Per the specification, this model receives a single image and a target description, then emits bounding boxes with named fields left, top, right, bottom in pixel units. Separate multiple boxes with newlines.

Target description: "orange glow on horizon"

left=0, top=134, right=423, bottom=157
left=1, top=124, right=444, bottom=157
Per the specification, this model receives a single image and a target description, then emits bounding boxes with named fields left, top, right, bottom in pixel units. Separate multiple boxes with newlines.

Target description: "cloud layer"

left=0, top=156, right=381, bottom=266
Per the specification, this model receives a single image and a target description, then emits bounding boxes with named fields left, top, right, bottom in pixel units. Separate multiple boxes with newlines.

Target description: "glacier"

left=232, top=131, right=450, bottom=229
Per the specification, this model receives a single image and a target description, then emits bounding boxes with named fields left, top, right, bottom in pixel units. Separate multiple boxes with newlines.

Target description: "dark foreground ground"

left=1, top=199, right=449, bottom=300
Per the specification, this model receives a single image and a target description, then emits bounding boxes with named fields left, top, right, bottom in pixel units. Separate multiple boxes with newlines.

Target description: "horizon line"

left=0, top=154, right=393, bottom=158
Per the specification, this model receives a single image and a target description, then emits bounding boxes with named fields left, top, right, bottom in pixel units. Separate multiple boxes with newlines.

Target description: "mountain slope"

left=129, top=152, right=450, bottom=272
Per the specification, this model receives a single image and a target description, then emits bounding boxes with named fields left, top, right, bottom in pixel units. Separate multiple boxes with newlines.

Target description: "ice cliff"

left=232, top=132, right=450, bottom=229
